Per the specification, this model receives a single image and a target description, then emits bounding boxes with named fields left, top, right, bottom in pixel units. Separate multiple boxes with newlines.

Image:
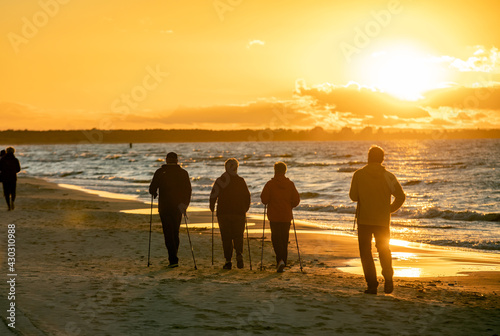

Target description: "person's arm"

left=242, top=179, right=251, bottom=212
left=390, top=175, right=405, bottom=213
left=260, top=181, right=270, bottom=205
left=182, top=170, right=192, bottom=207
left=290, top=181, right=300, bottom=208
left=15, top=158, right=21, bottom=173
left=149, top=169, right=160, bottom=198
left=349, top=172, right=359, bottom=202
left=209, top=178, right=219, bottom=212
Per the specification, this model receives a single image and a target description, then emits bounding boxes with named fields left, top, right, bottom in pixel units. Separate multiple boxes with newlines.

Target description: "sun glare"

left=357, top=45, right=445, bottom=101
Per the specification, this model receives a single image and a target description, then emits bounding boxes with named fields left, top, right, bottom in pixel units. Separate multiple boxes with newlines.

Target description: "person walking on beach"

left=349, top=145, right=405, bottom=294
left=149, top=152, right=192, bottom=268
left=209, top=158, right=251, bottom=270
left=0, top=147, right=21, bottom=211
left=261, top=162, right=300, bottom=273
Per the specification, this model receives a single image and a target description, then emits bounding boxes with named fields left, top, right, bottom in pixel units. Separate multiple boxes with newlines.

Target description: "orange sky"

left=1, top=0, right=499, bottom=130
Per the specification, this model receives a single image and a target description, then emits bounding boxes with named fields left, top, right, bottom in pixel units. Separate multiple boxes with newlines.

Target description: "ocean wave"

left=296, top=204, right=356, bottom=214
left=191, top=176, right=214, bottom=184
left=398, top=207, right=500, bottom=222
left=391, top=223, right=456, bottom=229
left=337, top=167, right=357, bottom=173
left=299, top=192, right=321, bottom=199
left=60, top=171, right=84, bottom=177
left=104, top=154, right=123, bottom=160
left=294, top=162, right=330, bottom=167
left=96, top=176, right=150, bottom=184
left=403, top=180, right=423, bottom=186
left=419, top=239, right=500, bottom=251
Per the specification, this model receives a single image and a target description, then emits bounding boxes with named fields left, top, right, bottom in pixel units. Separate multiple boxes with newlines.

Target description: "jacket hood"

left=271, top=175, right=292, bottom=188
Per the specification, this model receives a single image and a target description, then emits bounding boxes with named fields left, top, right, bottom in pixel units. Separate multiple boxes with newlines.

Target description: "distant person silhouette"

left=349, top=145, right=405, bottom=294
left=0, top=147, right=21, bottom=211
left=261, top=162, right=300, bottom=273
left=209, top=158, right=251, bottom=270
left=149, top=152, right=192, bottom=268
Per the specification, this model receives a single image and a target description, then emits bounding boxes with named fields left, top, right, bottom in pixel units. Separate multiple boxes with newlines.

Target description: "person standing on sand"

left=149, top=152, right=192, bottom=268
left=209, top=158, right=251, bottom=270
left=261, top=162, right=300, bottom=273
left=349, top=145, right=405, bottom=294
left=0, top=147, right=21, bottom=211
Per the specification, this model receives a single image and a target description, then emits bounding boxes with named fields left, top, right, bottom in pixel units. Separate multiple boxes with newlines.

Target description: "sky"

left=1, top=0, right=500, bottom=130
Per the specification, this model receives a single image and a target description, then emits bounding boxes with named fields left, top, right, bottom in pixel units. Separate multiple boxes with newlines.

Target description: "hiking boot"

left=223, top=261, right=232, bottom=270
left=384, top=279, right=394, bottom=294
left=167, top=263, right=179, bottom=268
left=277, top=260, right=285, bottom=273
left=236, top=258, right=244, bottom=269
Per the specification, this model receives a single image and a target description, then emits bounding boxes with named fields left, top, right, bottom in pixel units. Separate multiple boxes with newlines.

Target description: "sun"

left=356, top=44, right=446, bottom=101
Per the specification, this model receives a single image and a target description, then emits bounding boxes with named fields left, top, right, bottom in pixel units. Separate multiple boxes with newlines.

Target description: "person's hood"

left=271, top=174, right=292, bottom=189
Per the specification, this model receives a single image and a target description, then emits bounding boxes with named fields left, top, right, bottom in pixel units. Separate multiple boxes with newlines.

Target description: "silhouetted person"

left=261, top=162, right=300, bottom=273
left=149, top=152, right=192, bottom=268
left=209, top=158, right=251, bottom=270
left=0, top=147, right=21, bottom=211
left=349, top=145, right=405, bottom=294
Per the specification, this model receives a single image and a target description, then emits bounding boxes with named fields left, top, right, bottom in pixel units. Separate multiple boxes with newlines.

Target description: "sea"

left=13, top=139, right=500, bottom=252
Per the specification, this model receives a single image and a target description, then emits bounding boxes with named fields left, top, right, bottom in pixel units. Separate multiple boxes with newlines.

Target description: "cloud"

left=294, top=80, right=431, bottom=119
left=127, top=100, right=311, bottom=129
left=422, top=85, right=500, bottom=110
left=445, top=47, right=500, bottom=73
left=247, top=40, right=265, bottom=49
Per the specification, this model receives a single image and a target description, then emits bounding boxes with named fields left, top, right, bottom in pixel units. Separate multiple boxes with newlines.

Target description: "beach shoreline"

left=1, top=177, right=499, bottom=335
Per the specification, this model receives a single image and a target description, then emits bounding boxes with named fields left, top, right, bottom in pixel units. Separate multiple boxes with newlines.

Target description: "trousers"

left=218, top=214, right=245, bottom=262
left=159, top=209, right=182, bottom=265
left=270, top=221, right=291, bottom=265
left=2, top=180, right=16, bottom=207
left=357, top=224, right=394, bottom=288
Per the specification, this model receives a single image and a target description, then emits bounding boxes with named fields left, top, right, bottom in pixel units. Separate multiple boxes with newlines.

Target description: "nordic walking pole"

left=184, top=213, right=198, bottom=270
left=147, top=195, right=153, bottom=267
left=260, top=204, right=267, bottom=271
left=292, top=214, right=303, bottom=273
left=211, top=211, right=214, bottom=265
left=245, top=216, right=252, bottom=270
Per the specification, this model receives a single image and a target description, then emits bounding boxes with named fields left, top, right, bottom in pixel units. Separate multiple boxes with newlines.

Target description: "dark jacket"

left=260, top=175, right=300, bottom=222
left=209, top=172, right=251, bottom=216
left=149, top=164, right=191, bottom=212
left=0, top=153, right=21, bottom=182
left=349, top=163, right=405, bottom=227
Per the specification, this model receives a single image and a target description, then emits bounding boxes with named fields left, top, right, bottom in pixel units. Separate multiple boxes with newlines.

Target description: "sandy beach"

left=1, top=177, right=499, bottom=336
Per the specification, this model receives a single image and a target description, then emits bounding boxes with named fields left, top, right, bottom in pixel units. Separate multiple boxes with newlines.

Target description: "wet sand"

left=0, top=177, right=499, bottom=335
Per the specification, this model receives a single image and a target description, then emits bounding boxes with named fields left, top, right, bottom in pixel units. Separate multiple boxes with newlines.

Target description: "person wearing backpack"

left=349, top=145, right=405, bottom=294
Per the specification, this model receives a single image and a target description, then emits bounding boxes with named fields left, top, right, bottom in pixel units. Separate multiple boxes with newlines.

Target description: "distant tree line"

left=0, top=127, right=499, bottom=145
